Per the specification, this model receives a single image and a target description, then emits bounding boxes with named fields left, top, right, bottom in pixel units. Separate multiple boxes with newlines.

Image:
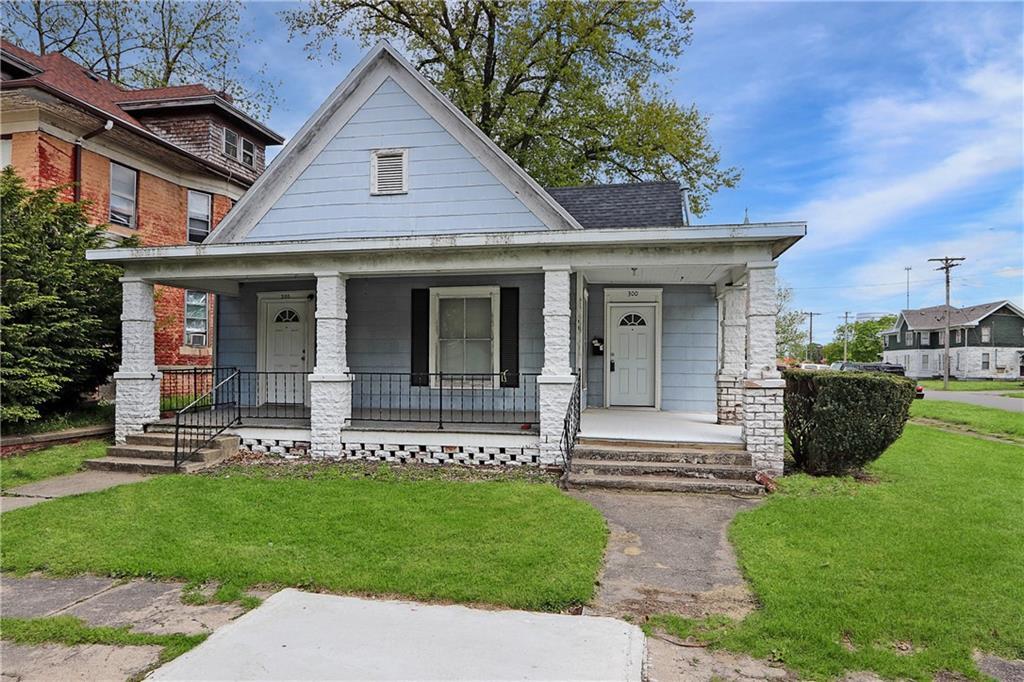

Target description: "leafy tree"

left=822, top=315, right=896, bottom=364
left=3, top=0, right=276, bottom=117
left=775, top=284, right=806, bottom=360
left=283, top=0, right=739, bottom=215
left=0, top=169, right=125, bottom=425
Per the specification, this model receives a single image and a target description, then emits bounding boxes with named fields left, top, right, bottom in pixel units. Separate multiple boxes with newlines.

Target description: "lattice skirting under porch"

left=240, top=438, right=542, bottom=466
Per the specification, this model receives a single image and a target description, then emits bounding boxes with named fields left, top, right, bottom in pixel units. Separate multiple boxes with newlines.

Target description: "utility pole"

left=928, top=257, right=965, bottom=390
left=802, top=311, right=821, bottom=361
left=904, top=266, right=912, bottom=310
left=843, top=311, right=851, bottom=362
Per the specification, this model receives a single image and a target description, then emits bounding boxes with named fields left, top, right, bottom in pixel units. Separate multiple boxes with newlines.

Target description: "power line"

left=801, top=311, right=822, bottom=360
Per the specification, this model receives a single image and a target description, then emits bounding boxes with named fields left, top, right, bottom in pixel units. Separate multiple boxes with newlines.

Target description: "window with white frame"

left=0, top=136, right=11, bottom=168
left=956, top=352, right=961, bottom=370
left=922, top=354, right=929, bottom=369
left=184, top=290, right=209, bottom=346
left=981, top=326, right=991, bottom=343
left=429, top=286, right=499, bottom=378
left=884, top=335, right=890, bottom=348
left=241, top=138, right=255, bottom=167
left=982, top=352, right=991, bottom=370
left=920, top=332, right=930, bottom=346
left=370, top=149, right=407, bottom=195
left=109, top=162, right=137, bottom=227
left=905, top=331, right=913, bottom=345
left=938, top=331, right=945, bottom=345
left=187, top=190, right=212, bottom=243
left=223, top=128, right=239, bottom=159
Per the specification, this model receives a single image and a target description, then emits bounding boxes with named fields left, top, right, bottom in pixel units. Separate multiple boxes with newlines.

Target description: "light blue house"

left=89, top=42, right=805, bottom=492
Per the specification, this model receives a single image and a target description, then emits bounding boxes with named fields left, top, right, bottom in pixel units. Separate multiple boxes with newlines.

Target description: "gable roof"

left=0, top=39, right=281, bottom=143
left=886, top=300, right=1023, bottom=332
left=545, top=182, right=684, bottom=229
left=207, top=41, right=583, bottom=244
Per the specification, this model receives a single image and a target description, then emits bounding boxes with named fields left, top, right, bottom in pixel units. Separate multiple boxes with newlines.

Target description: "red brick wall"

left=10, top=130, right=233, bottom=368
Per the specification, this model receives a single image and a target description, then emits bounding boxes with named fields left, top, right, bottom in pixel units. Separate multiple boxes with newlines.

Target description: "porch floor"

left=579, top=409, right=743, bottom=445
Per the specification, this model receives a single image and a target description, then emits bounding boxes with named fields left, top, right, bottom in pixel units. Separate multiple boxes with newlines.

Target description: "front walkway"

left=0, top=470, right=149, bottom=513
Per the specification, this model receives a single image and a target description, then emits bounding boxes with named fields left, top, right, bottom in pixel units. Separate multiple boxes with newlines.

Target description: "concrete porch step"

left=573, top=446, right=751, bottom=465
left=566, top=472, right=765, bottom=496
left=83, top=456, right=210, bottom=475
left=571, top=458, right=757, bottom=480
left=105, top=444, right=221, bottom=462
left=576, top=437, right=746, bottom=452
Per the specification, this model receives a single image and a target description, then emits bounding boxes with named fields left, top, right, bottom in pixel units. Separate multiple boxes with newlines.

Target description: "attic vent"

left=371, top=149, right=407, bottom=195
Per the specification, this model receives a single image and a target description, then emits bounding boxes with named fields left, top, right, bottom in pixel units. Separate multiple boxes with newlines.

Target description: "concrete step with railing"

left=85, top=432, right=239, bottom=474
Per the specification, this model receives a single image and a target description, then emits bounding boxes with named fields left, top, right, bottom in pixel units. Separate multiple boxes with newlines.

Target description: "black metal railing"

left=350, top=372, right=539, bottom=429
left=560, top=374, right=582, bottom=473
left=160, top=367, right=233, bottom=414
left=174, top=370, right=241, bottom=468
left=235, top=371, right=311, bottom=423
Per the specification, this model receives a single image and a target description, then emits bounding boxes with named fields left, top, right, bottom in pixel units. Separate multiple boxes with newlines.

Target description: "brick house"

left=0, top=39, right=283, bottom=374
left=89, top=43, right=805, bottom=491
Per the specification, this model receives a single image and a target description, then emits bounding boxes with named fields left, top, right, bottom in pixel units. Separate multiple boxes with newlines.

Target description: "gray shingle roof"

left=898, top=301, right=1015, bottom=330
left=544, top=181, right=684, bottom=229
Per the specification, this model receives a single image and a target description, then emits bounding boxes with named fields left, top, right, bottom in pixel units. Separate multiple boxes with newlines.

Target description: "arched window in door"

left=274, top=308, right=300, bottom=323
left=619, top=313, right=647, bottom=327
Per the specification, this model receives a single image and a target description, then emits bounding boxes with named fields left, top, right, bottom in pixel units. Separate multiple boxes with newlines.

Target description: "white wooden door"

left=608, top=304, right=656, bottom=406
left=262, top=299, right=312, bottom=405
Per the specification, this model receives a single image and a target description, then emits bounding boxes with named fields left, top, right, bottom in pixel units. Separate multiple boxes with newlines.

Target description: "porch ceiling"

left=579, top=264, right=736, bottom=285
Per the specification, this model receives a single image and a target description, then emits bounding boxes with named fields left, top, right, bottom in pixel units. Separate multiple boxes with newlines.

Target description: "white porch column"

left=716, top=284, right=747, bottom=424
left=538, top=266, right=576, bottom=465
left=308, top=272, right=351, bottom=459
left=114, top=277, right=160, bottom=443
left=742, top=262, right=785, bottom=475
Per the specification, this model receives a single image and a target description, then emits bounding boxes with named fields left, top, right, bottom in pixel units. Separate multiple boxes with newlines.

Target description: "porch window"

left=429, top=286, right=500, bottom=377
left=905, top=331, right=913, bottom=345
left=187, top=190, right=212, bottom=243
left=109, top=162, right=137, bottom=227
left=184, top=290, right=209, bottom=346
left=981, top=326, right=991, bottom=343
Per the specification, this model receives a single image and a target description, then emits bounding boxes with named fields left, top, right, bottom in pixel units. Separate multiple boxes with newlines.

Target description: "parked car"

left=835, top=362, right=925, bottom=398
left=799, top=363, right=830, bottom=370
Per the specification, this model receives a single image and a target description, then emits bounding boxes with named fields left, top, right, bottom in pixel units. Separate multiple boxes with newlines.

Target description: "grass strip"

left=910, top=399, right=1024, bottom=440
left=0, top=440, right=109, bottom=492
left=0, top=615, right=206, bottom=664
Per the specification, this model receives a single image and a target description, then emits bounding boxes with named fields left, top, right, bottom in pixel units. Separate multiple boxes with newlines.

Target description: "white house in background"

left=881, top=301, right=1024, bottom=380
left=87, top=42, right=805, bottom=491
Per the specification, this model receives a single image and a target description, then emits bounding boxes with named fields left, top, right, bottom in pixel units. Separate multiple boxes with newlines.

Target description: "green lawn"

left=0, top=440, right=108, bottom=492
left=918, top=379, right=1024, bottom=392
left=910, top=399, right=1024, bottom=441
left=1002, top=392, right=1024, bottom=399
left=650, top=425, right=1024, bottom=680
left=1, top=404, right=114, bottom=437
left=0, top=469, right=606, bottom=611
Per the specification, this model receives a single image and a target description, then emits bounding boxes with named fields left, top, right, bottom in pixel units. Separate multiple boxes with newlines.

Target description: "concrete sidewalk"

left=150, top=589, right=646, bottom=681
left=0, top=470, right=148, bottom=513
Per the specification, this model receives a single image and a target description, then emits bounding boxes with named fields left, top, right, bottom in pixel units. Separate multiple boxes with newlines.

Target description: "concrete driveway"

left=150, top=589, right=646, bottom=681
left=924, top=390, right=1023, bottom=411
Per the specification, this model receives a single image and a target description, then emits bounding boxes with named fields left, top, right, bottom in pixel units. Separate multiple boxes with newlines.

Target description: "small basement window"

left=371, top=149, right=407, bottom=195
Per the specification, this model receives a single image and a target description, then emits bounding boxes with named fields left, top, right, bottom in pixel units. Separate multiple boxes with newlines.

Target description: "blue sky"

left=237, top=2, right=1023, bottom=340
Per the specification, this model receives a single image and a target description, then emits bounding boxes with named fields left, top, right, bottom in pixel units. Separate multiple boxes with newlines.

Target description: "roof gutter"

left=73, top=119, right=113, bottom=201
left=87, top=222, right=808, bottom=264
left=3, top=78, right=254, bottom=188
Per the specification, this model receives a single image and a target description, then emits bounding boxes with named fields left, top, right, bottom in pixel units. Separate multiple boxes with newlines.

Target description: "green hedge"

left=784, top=369, right=914, bottom=475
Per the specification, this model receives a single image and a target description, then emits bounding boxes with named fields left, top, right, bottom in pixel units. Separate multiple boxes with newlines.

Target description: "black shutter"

left=499, top=287, right=519, bottom=387
left=410, top=289, right=429, bottom=386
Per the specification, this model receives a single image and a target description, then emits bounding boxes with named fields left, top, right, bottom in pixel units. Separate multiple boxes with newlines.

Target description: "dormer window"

left=223, top=129, right=239, bottom=159
left=241, top=138, right=255, bottom=167
left=371, top=149, right=407, bottom=195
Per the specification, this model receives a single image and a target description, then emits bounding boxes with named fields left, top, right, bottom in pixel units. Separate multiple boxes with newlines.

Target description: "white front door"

left=608, top=304, right=656, bottom=406
left=261, top=297, right=313, bottom=405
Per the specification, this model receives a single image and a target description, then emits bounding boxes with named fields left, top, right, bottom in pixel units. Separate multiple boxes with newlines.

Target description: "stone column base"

left=742, top=378, right=785, bottom=476
left=309, top=374, right=351, bottom=459
left=537, top=374, right=576, bottom=466
left=716, top=375, right=744, bottom=424
left=114, top=371, right=161, bottom=443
